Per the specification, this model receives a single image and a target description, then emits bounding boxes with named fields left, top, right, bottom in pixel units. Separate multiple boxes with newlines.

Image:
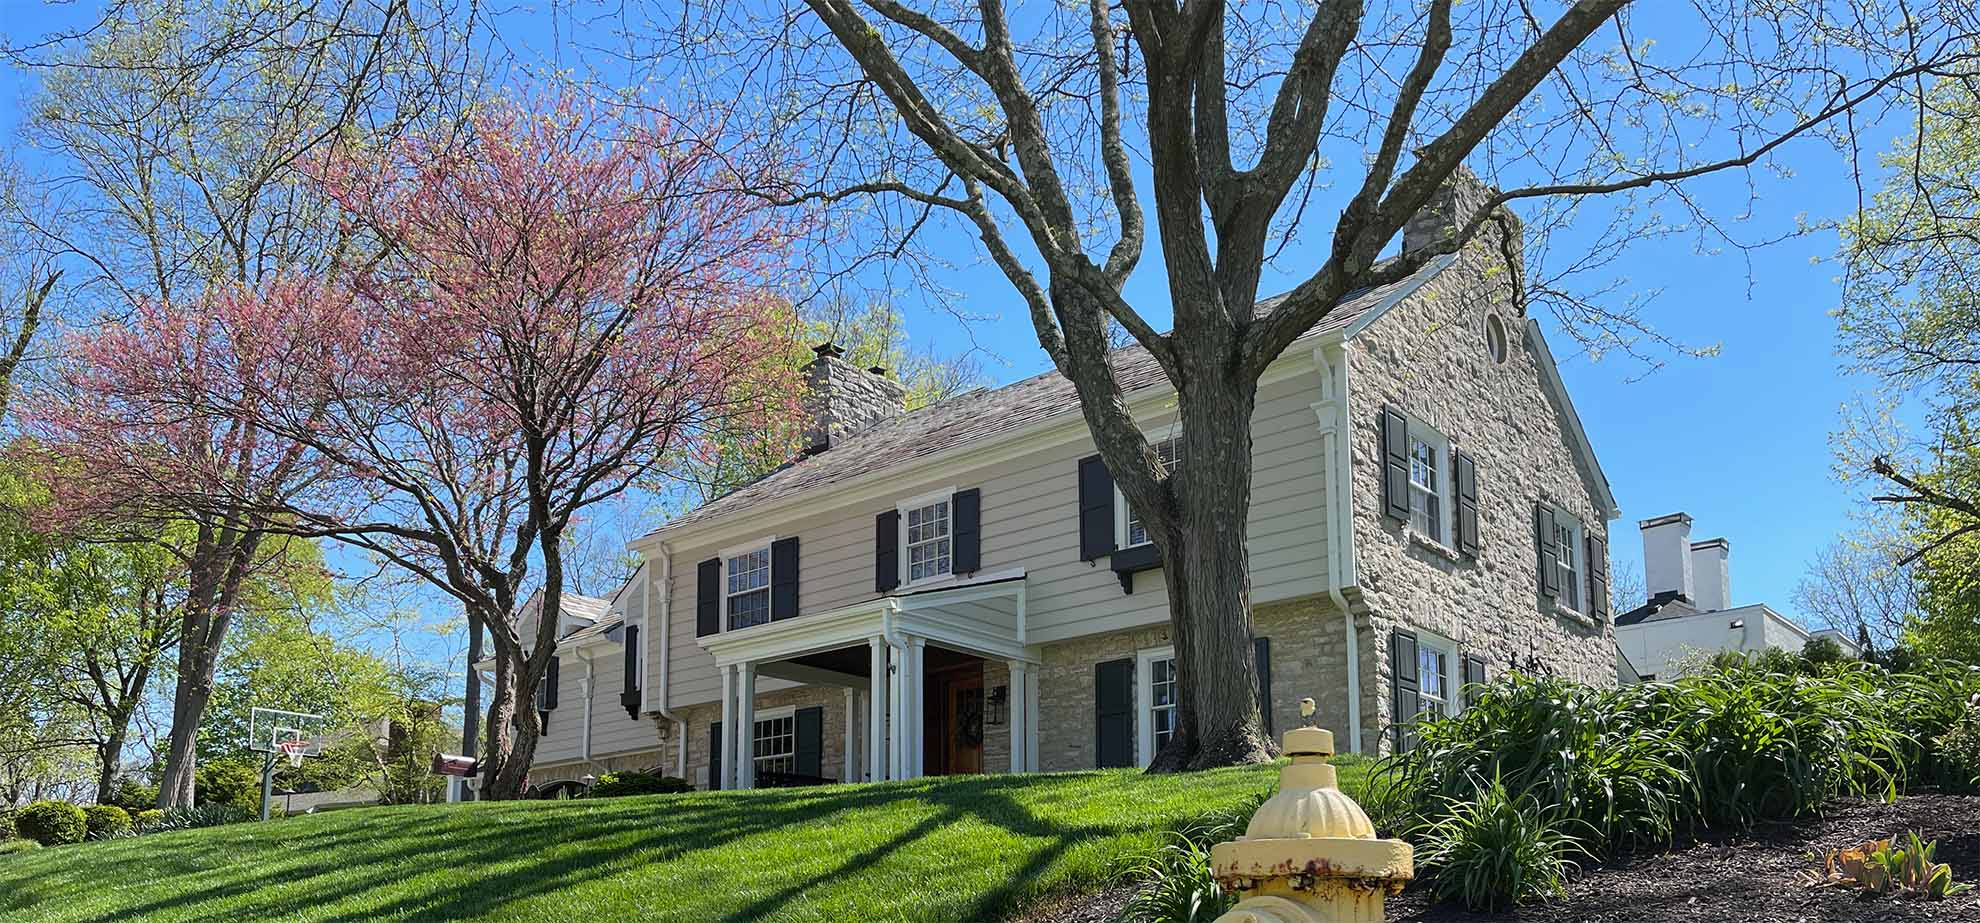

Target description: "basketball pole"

left=260, top=749, right=278, bottom=821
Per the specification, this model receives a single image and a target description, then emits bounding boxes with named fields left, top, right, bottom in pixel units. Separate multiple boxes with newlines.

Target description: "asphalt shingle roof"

left=647, top=258, right=1454, bottom=538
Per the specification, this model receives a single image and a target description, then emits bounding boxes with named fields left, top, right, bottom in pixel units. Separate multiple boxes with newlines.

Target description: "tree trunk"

left=1148, top=378, right=1275, bottom=771
left=477, top=647, right=539, bottom=800
left=157, top=630, right=220, bottom=808
left=95, top=725, right=127, bottom=804
left=461, top=616, right=483, bottom=800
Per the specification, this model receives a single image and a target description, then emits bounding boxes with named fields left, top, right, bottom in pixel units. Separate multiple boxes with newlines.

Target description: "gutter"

left=581, top=650, right=595, bottom=765
left=1311, top=340, right=1364, bottom=754
left=648, top=547, right=688, bottom=780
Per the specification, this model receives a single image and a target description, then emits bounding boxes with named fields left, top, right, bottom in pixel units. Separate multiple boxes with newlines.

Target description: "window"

left=1118, top=436, right=1181, bottom=547
left=1136, top=646, right=1179, bottom=767
left=1408, top=436, right=1442, bottom=543
left=726, top=547, right=771, bottom=630
left=1485, top=314, right=1509, bottom=364
left=904, top=498, right=952, bottom=583
left=752, top=710, right=796, bottom=776
left=1418, top=644, right=1452, bottom=719
left=1554, top=512, right=1582, bottom=612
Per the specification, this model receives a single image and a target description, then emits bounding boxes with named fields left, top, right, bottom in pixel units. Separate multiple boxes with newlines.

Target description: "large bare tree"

left=642, top=0, right=1980, bottom=767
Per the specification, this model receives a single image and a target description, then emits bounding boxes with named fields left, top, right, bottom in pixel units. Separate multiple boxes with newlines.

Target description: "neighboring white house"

left=1614, top=512, right=1862, bottom=681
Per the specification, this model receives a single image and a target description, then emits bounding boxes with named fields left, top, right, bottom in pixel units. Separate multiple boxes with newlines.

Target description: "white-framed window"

left=900, top=492, right=953, bottom=584
left=1551, top=508, right=1584, bottom=613
left=1404, top=419, right=1454, bottom=548
left=1416, top=633, right=1459, bottom=720
left=1135, top=646, right=1179, bottom=767
left=1116, top=435, right=1182, bottom=548
left=725, top=543, right=772, bottom=631
left=752, top=707, right=797, bottom=776
left=1485, top=313, right=1510, bottom=365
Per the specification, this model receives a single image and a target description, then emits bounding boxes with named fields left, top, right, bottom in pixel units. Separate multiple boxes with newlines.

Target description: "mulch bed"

left=1392, top=793, right=1980, bottom=922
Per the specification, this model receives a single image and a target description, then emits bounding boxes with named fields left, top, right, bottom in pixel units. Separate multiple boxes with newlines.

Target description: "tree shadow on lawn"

left=7, top=772, right=1181, bottom=923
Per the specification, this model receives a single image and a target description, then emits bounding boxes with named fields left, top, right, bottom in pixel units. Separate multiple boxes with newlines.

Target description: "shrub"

left=132, top=809, right=165, bottom=831
left=0, top=809, right=14, bottom=841
left=1414, top=776, right=1585, bottom=911
left=1933, top=692, right=1980, bottom=792
left=195, top=759, right=262, bottom=808
left=1117, top=834, right=1233, bottom=923
left=1801, top=636, right=1850, bottom=666
left=589, top=771, right=692, bottom=798
left=83, top=804, right=133, bottom=839
left=109, top=779, right=159, bottom=813
left=151, top=804, right=252, bottom=831
left=0, top=839, right=39, bottom=857
left=15, top=802, right=88, bottom=847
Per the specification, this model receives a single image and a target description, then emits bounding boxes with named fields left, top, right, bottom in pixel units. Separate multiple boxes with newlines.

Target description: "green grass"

left=0, top=761, right=1370, bottom=923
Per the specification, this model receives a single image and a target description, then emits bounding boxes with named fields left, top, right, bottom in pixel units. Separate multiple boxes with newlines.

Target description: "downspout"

left=581, top=650, right=595, bottom=767
left=1313, top=343, right=1363, bottom=754
left=649, top=546, right=687, bottom=780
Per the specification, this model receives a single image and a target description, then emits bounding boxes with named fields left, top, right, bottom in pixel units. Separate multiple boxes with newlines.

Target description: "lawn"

left=0, top=760, right=1365, bottom=923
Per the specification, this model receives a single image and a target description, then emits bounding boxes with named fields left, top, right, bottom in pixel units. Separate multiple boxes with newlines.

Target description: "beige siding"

left=649, top=368, right=1332, bottom=707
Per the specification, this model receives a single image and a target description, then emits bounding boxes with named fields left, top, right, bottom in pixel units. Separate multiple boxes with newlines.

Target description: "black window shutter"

left=1535, top=504, right=1560, bottom=599
left=696, top=557, right=721, bottom=636
left=1254, top=637, right=1274, bottom=735
left=1587, top=532, right=1610, bottom=620
left=1094, top=658, right=1135, bottom=768
left=1462, top=654, right=1487, bottom=709
left=771, top=537, right=801, bottom=620
left=875, top=510, right=901, bottom=592
left=1078, top=455, right=1117, bottom=561
left=1381, top=407, right=1411, bottom=522
left=543, top=656, right=561, bottom=710
left=794, top=706, right=825, bottom=778
left=952, top=488, right=982, bottom=575
left=620, top=625, right=641, bottom=719
left=1454, top=451, right=1480, bottom=558
left=1389, top=629, right=1420, bottom=752
left=708, top=721, right=722, bottom=790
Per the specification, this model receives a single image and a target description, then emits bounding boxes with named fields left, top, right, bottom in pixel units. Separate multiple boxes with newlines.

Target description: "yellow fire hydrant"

left=1208, top=719, right=1412, bottom=923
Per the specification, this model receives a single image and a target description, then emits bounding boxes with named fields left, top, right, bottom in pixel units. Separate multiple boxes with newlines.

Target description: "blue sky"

left=0, top=1, right=1899, bottom=634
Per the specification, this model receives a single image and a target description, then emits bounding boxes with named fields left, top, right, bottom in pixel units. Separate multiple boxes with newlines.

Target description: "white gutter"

left=649, top=546, right=687, bottom=779
left=580, top=651, right=596, bottom=764
left=1311, top=340, right=1363, bottom=754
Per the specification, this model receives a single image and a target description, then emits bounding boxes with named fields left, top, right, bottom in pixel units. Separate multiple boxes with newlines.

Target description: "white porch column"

left=907, top=636, right=927, bottom=778
left=1006, top=660, right=1030, bottom=774
left=736, top=662, right=757, bottom=789
left=718, top=664, right=736, bottom=790
left=887, top=638, right=908, bottom=781
left=843, top=687, right=859, bottom=783
left=867, top=637, right=888, bottom=782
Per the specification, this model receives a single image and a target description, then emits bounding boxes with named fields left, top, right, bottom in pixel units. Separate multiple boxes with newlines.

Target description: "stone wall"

left=680, top=684, right=855, bottom=790
left=1347, top=177, right=1618, bottom=756
left=1035, top=595, right=1353, bottom=772
left=800, top=344, right=909, bottom=453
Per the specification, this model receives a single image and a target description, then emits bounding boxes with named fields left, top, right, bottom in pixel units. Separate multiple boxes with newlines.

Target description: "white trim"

left=1339, top=253, right=1461, bottom=338
left=1402, top=415, right=1456, bottom=552
left=1546, top=503, right=1587, bottom=617
left=1134, top=645, right=1178, bottom=768
left=720, top=538, right=777, bottom=633
left=897, top=488, right=958, bottom=588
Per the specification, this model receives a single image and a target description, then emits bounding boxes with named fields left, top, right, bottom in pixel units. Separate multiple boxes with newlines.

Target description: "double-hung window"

left=904, top=497, right=952, bottom=583
left=726, top=547, right=771, bottom=630
left=1136, top=646, right=1179, bottom=767
left=1553, top=512, right=1583, bottom=613
left=1408, top=435, right=1443, bottom=544
left=752, top=709, right=796, bottom=776
left=1418, top=643, right=1452, bottom=719
left=1119, top=436, right=1181, bottom=548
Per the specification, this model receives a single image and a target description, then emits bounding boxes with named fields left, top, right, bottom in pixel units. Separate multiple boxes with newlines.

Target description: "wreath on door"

left=958, top=688, right=985, bottom=747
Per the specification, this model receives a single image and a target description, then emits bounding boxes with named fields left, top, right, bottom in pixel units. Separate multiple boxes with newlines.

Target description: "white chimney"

left=1639, top=513, right=1695, bottom=603
left=1690, top=538, right=1730, bottom=612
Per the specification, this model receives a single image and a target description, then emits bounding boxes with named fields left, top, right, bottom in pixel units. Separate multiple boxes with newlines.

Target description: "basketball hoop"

left=278, top=739, right=309, bottom=769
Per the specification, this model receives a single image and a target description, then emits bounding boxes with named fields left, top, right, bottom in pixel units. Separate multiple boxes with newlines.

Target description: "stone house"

left=526, top=173, right=1620, bottom=789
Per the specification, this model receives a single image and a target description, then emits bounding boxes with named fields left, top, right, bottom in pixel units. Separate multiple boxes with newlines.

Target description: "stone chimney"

left=1639, top=513, right=1695, bottom=604
left=800, top=342, right=907, bottom=454
left=1401, top=165, right=1524, bottom=264
left=1690, top=538, right=1730, bottom=612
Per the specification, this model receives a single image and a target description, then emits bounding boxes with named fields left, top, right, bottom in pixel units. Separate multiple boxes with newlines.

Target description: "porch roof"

left=698, top=568, right=1032, bottom=668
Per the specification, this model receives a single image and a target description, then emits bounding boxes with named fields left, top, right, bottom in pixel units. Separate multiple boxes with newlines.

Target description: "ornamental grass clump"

left=1414, top=776, right=1586, bottom=911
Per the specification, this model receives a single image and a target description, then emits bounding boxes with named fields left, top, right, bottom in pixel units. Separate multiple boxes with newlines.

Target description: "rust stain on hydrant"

left=1206, top=722, right=1413, bottom=923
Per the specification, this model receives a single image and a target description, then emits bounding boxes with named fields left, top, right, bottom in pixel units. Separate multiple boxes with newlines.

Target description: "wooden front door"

left=928, top=664, right=984, bottom=775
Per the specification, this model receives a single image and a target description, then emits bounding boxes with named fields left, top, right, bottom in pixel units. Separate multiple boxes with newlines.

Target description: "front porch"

left=699, top=569, right=1040, bottom=789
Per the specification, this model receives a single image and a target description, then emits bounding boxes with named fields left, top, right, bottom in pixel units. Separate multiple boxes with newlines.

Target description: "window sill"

left=1549, top=600, right=1597, bottom=628
left=899, top=573, right=960, bottom=592
left=1405, top=530, right=1463, bottom=563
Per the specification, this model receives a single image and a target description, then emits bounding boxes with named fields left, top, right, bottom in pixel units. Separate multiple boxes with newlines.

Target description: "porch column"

left=887, top=638, right=908, bottom=781
left=867, top=637, right=888, bottom=782
left=843, top=687, right=859, bottom=783
left=907, top=636, right=927, bottom=778
left=1024, top=665, right=1040, bottom=772
left=1006, top=660, right=1030, bottom=774
left=736, top=662, right=757, bottom=789
left=718, top=663, right=735, bottom=790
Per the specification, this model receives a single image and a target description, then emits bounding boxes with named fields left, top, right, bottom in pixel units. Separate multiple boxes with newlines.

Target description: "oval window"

left=1485, top=314, right=1509, bottom=365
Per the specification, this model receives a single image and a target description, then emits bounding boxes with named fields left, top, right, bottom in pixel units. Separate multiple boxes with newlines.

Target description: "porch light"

left=986, top=685, right=1008, bottom=726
